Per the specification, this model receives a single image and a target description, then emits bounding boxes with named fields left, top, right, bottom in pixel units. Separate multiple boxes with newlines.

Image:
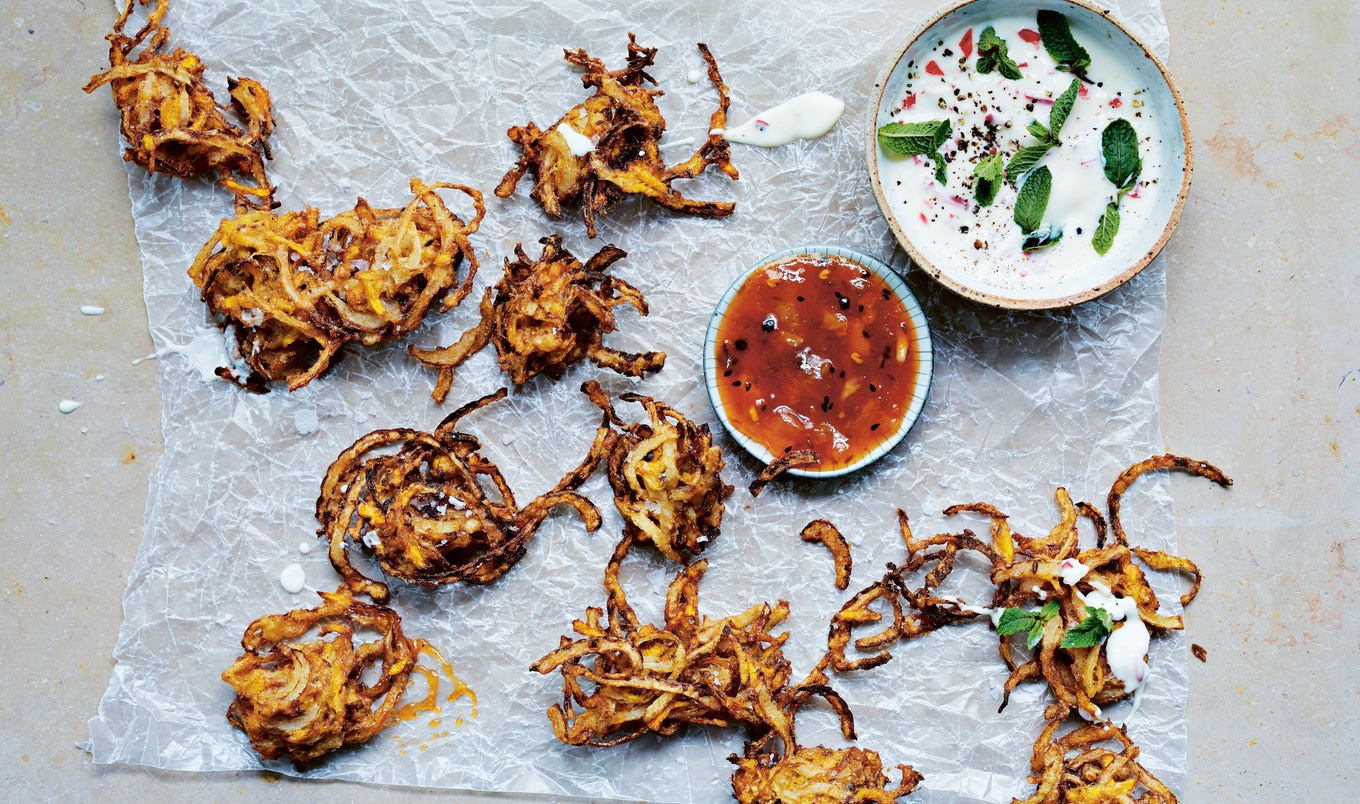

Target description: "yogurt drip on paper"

left=132, top=327, right=235, bottom=382
left=279, top=563, right=306, bottom=594
left=715, top=91, right=845, bottom=147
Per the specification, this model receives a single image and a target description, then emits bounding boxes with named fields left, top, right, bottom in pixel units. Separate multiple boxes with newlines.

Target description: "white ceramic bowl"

left=868, top=0, right=1191, bottom=309
left=703, top=245, right=933, bottom=479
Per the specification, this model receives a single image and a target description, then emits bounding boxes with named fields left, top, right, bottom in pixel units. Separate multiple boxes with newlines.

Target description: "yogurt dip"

left=872, top=7, right=1186, bottom=303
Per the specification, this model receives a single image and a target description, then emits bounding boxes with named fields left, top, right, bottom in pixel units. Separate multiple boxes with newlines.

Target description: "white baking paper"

left=86, top=1, right=1189, bottom=801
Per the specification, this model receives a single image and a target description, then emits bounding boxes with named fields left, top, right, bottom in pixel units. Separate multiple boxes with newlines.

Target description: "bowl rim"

left=865, top=0, right=1194, bottom=310
left=702, top=244, right=934, bottom=479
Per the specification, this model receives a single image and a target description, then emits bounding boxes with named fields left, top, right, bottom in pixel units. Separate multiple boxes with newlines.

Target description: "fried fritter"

left=822, top=455, right=1230, bottom=803
left=531, top=535, right=794, bottom=746
left=410, top=235, right=664, bottom=403
left=578, top=379, right=732, bottom=563
left=83, top=0, right=276, bottom=210
left=1016, top=706, right=1176, bottom=804
left=315, top=388, right=601, bottom=602
left=730, top=745, right=923, bottom=804
left=221, top=586, right=415, bottom=766
left=825, top=456, right=1230, bottom=724
left=495, top=34, right=739, bottom=238
left=190, top=178, right=483, bottom=391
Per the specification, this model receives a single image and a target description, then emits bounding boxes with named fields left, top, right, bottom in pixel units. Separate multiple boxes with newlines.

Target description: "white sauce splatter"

left=131, top=327, right=232, bottom=382
left=294, top=408, right=320, bottom=436
left=555, top=123, right=595, bottom=157
left=298, top=542, right=313, bottom=555
left=362, top=531, right=382, bottom=549
left=279, top=563, right=306, bottom=594
left=715, top=91, right=845, bottom=147
left=659, top=136, right=696, bottom=151
left=58, top=399, right=82, bottom=414
left=80, top=305, right=105, bottom=316
left=1059, top=558, right=1089, bottom=586
left=686, top=68, right=702, bottom=84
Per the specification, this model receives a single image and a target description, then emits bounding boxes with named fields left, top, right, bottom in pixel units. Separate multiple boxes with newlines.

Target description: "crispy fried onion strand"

left=748, top=449, right=820, bottom=498
left=575, top=379, right=732, bottom=563
left=1015, top=705, right=1177, bottom=804
left=800, top=519, right=854, bottom=591
left=495, top=33, right=738, bottom=238
left=410, top=235, right=663, bottom=402
left=190, top=179, right=484, bottom=392
left=82, top=0, right=276, bottom=210
left=221, top=586, right=416, bottom=766
left=315, top=388, right=601, bottom=601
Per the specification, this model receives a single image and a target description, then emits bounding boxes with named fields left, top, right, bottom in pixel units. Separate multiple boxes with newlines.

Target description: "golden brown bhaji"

left=410, top=235, right=663, bottom=402
left=83, top=0, right=276, bottom=210
left=495, top=34, right=739, bottom=238
left=190, top=179, right=483, bottom=392
left=531, top=535, right=795, bottom=746
left=1015, top=706, right=1176, bottom=804
left=315, top=388, right=601, bottom=602
left=222, top=586, right=415, bottom=766
left=578, top=379, right=732, bottom=563
left=730, top=745, right=922, bottom=804
left=748, top=449, right=820, bottom=497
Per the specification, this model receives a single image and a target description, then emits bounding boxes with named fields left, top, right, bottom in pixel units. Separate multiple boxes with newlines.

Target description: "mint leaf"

left=996, top=607, right=1035, bottom=637
left=1013, top=165, right=1052, bottom=235
left=1048, top=77, right=1081, bottom=138
left=1040, top=600, right=1061, bottom=620
left=1005, top=143, right=1051, bottom=182
left=1060, top=605, right=1114, bottom=649
left=976, top=26, right=1023, bottom=80
left=1092, top=202, right=1120, bottom=255
left=1027, top=120, right=1052, bottom=142
left=934, top=156, right=949, bottom=186
left=1037, top=10, right=1091, bottom=77
left=973, top=153, right=1003, bottom=207
left=1026, top=620, right=1046, bottom=649
left=1101, top=118, right=1142, bottom=191
left=877, top=120, right=951, bottom=158
left=1022, top=225, right=1063, bottom=253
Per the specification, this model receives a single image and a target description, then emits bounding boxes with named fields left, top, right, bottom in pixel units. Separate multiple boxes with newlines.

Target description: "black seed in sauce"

left=734, top=339, right=747, bottom=351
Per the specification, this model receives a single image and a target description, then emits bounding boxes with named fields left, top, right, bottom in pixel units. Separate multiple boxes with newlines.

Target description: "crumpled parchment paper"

left=86, top=0, right=1188, bottom=801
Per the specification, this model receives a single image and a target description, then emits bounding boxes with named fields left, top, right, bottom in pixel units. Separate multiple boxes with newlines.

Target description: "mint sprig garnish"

left=877, top=119, right=953, bottom=186
left=1092, top=118, right=1142, bottom=255
left=1005, top=77, right=1080, bottom=182
left=1036, top=10, right=1091, bottom=79
left=996, top=600, right=1060, bottom=649
left=976, top=26, right=1022, bottom=80
left=973, top=153, right=1003, bottom=207
left=1060, top=605, right=1114, bottom=648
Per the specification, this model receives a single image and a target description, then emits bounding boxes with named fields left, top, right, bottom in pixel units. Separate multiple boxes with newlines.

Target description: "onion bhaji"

left=190, top=178, right=484, bottom=392
left=222, top=586, right=416, bottom=766
left=822, top=455, right=1230, bottom=803
left=410, top=235, right=664, bottom=403
left=731, top=744, right=923, bottom=804
left=530, top=536, right=796, bottom=746
left=495, top=34, right=739, bottom=238
left=315, top=388, right=601, bottom=602
left=533, top=533, right=920, bottom=799
left=800, top=519, right=853, bottom=591
left=83, top=0, right=276, bottom=210
left=577, top=379, right=732, bottom=563
left=1016, top=706, right=1176, bottom=804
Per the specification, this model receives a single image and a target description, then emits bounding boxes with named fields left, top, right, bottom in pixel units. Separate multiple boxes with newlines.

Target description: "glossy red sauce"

left=714, top=255, right=920, bottom=472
